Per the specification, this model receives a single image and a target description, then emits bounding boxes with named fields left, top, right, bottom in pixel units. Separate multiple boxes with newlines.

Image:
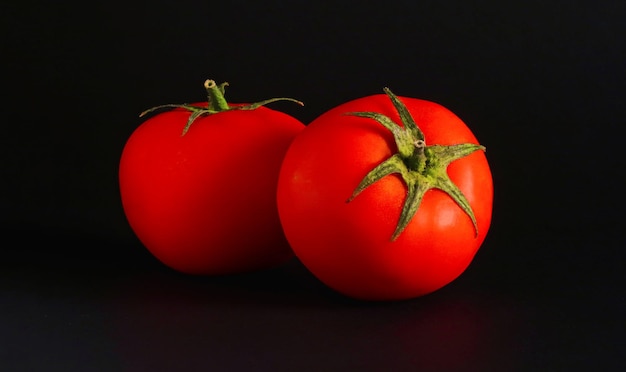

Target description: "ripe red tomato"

left=119, top=80, right=305, bottom=275
left=277, top=88, right=493, bottom=300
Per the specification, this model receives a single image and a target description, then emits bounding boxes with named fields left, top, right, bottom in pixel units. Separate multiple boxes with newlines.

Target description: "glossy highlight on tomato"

left=277, top=88, right=493, bottom=300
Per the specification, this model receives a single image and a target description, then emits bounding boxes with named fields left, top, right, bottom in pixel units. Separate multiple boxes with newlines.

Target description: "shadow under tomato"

left=102, top=263, right=527, bottom=371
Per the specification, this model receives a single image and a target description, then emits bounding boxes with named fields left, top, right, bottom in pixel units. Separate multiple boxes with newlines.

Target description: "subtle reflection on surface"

left=2, top=227, right=621, bottom=370
left=104, top=261, right=525, bottom=371
left=377, top=292, right=522, bottom=370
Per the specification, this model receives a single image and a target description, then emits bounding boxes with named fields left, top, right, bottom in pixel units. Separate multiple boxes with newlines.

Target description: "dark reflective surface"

left=1, top=228, right=623, bottom=371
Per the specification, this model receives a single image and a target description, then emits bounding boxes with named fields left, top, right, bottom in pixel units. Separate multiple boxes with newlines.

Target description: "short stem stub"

left=139, top=79, right=303, bottom=135
left=346, top=88, right=485, bottom=241
left=204, top=79, right=230, bottom=112
left=405, top=139, right=427, bottom=173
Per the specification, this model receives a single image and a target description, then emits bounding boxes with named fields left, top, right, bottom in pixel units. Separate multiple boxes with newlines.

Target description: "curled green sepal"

left=345, top=88, right=485, bottom=241
left=139, top=79, right=303, bottom=135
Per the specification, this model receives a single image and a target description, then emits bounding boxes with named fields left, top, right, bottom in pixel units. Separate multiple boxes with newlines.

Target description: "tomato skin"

left=277, top=94, right=493, bottom=300
left=120, top=104, right=305, bottom=275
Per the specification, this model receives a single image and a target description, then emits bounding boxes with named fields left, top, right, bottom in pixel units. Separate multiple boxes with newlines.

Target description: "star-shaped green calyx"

left=139, top=79, right=303, bottom=135
left=346, top=88, right=485, bottom=241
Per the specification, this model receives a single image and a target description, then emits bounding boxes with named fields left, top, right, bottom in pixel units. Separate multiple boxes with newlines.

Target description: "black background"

left=2, top=1, right=624, bottom=370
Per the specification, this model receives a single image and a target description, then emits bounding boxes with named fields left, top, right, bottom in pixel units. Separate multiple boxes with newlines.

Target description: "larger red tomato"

left=277, top=88, right=493, bottom=300
left=120, top=80, right=305, bottom=275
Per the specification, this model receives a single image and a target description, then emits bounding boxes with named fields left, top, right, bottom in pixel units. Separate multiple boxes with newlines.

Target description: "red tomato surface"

left=120, top=104, right=304, bottom=275
left=277, top=93, right=493, bottom=300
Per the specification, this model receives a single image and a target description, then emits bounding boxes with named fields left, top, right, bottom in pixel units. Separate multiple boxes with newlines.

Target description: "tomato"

left=277, top=88, right=493, bottom=300
left=119, top=80, right=305, bottom=275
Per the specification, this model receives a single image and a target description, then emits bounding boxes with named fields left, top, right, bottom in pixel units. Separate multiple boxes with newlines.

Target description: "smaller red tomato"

left=119, top=80, right=305, bottom=275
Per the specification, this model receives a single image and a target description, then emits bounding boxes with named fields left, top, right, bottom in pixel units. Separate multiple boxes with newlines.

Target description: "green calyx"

left=139, top=79, right=304, bottom=135
left=346, top=88, right=485, bottom=241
